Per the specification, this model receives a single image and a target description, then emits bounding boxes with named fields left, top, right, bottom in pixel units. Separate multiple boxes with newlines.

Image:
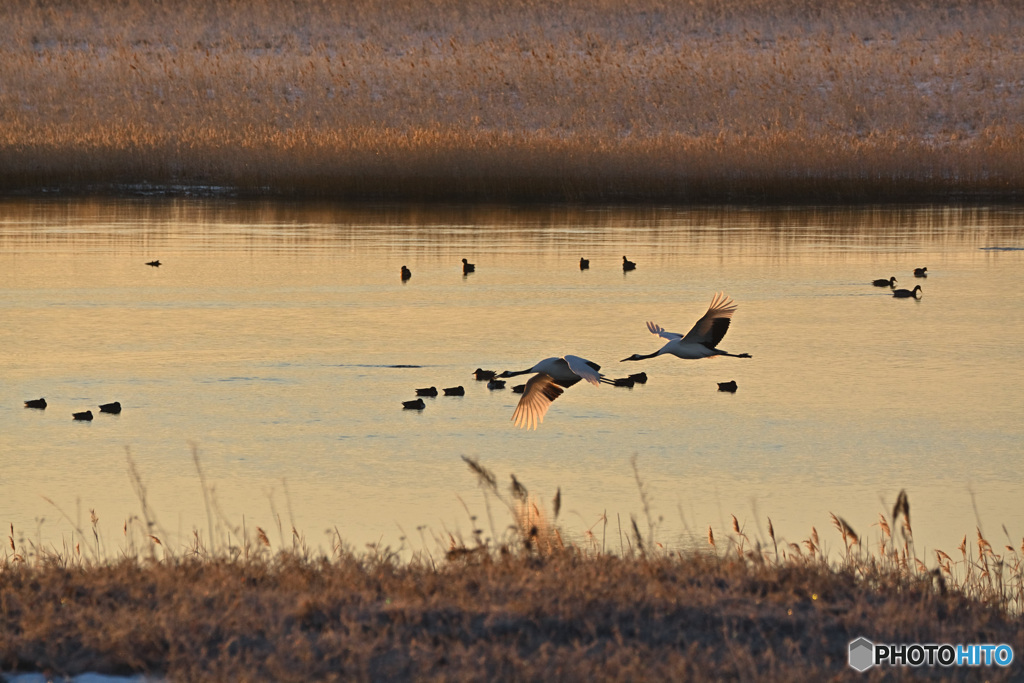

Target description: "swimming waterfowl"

left=99, top=401, right=121, bottom=414
left=402, top=398, right=426, bottom=410
left=511, top=384, right=526, bottom=394
left=872, top=276, right=897, bottom=287
left=24, top=398, right=47, bottom=409
left=487, top=379, right=506, bottom=390
left=628, top=372, right=648, bottom=384
left=462, top=258, right=475, bottom=274
left=73, top=410, right=93, bottom=421
left=401, top=266, right=412, bottom=281
left=893, top=285, right=923, bottom=298
left=579, top=257, right=590, bottom=270
left=415, top=387, right=438, bottom=397
left=473, top=368, right=497, bottom=381
left=612, top=377, right=635, bottom=387
left=621, top=292, right=752, bottom=363
left=914, top=267, right=928, bottom=277
left=718, top=380, right=738, bottom=393
left=146, top=260, right=161, bottom=267
left=622, top=256, right=636, bottom=271
left=443, top=386, right=465, bottom=396
left=499, top=355, right=613, bottom=430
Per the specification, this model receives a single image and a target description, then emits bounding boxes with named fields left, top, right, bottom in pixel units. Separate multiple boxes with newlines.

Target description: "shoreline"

left=2, top=179, right=1023, bottom=207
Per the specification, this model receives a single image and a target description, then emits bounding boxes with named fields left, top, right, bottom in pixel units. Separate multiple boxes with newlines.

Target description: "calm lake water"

left=1, top=199, right=1022, bottom=561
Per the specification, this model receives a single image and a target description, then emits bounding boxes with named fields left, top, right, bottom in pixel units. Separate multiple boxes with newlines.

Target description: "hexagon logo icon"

left=849, top=637, right=875, bottom=672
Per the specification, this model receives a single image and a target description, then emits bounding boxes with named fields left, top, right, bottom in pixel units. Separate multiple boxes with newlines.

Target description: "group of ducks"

left=400, top=258, right=476, bottom=281
left=579, top=256, right=637, bottom=271
left=19, top=259, right=156, bottom=418
left=872, top=267, right=927, bottom=298
left=401, top=368, right=652, bottom=414
left=403, top=291, right=751, bottom=429
left=401, top=255, right=642, bottom=281
left=23, top=398, right=122, bottom=421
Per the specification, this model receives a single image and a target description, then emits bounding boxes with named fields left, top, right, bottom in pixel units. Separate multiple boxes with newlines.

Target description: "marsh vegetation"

left=1, top=0, right=1022, bottom=201
left=2, top=459, right=1023, bottom=681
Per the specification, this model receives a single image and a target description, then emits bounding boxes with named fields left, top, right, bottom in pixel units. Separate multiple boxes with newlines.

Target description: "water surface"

left=1, top=200, right=1022, bottom=559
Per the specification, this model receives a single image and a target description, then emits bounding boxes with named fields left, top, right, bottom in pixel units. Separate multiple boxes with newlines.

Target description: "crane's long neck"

left=623, top=351, right=661, bottom=362
left=500, top=368, right=533, bottom=377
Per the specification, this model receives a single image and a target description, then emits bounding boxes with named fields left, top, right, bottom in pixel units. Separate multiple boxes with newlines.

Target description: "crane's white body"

left=622, top=292, right=751, bottom=362
left=499, top=355, right=610, bottom=430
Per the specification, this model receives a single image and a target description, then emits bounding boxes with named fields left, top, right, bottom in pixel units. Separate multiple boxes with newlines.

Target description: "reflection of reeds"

left=2, top=0, right=1022, bottom=200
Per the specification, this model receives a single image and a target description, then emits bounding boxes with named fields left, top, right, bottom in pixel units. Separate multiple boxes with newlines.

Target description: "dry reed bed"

left=2, top=537, right=1023, bottom=681
left=1, top=0, right=1022, bottom=201
left=2, top=460, right=1023, bottom=681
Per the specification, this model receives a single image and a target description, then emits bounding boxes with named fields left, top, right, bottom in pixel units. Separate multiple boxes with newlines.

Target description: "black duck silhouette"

left=893, top=285, right=922, bottom=299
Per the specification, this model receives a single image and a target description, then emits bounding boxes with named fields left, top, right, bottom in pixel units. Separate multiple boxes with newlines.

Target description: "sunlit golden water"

left=1, top=199, right=1022, bottom=558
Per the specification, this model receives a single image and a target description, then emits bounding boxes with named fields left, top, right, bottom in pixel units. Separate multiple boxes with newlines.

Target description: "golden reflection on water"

left=1, top=199, right=1023, bottom=559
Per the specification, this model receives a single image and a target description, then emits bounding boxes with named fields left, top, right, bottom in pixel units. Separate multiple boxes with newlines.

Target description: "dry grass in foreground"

left=1, top=0, right=1023, bottom=202
left=2, top=459, right=1023, bottom=682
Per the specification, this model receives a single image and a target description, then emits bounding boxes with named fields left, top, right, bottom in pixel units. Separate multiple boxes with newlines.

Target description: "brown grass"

left=1, top=0, right=1022, bottom=202
left=3, top=459, right=1023, bottom=682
